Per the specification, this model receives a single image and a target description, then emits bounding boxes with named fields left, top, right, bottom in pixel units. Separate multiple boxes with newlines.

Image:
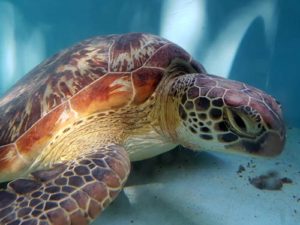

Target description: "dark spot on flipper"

left=91, top=153, right=106, bottom=159
left=6, top=219, right=21, bottom=225
left=84, top=176, right=94, bottom=182
left=19, top=201, right=29, bottom=207
left=0, top=191, right=16, bottom=209
left=1, top=210, right=16, bottom=224
left=16, top=197, right=25, bottom=203
left=69, top=210, right=88, bottom=225
left=32, top=164, right=67, bottom=182
left=92, top=168, right=116, bottom=185
left=0, top=206, right=14, bottom=219
left=109, top=190, right=120, bottom=200
left=55, top=177, right=67, bottom=186
left=105, top=157, right=128, bottom=181
left=9, top=179, right=41, bottom=195
left=74, top=166, right=90, bottom=175
left=17, top=207, right=32, bottom=217
left=44, top=202, right=58, bottom=211
left=102, top=198, right=111, bottom=209
left=71, top=191, right=89, bottom=210
left=62, top=186, right=75, bottom=193
left=88, top=199, right=101, bottom=219
left=29, top=199, right=41, bottom=207
left=35, top=203, right=44, bottom=210
left=31, top=209, right=42, bottom=217
left=92, top=166, right=121, bottom=188
left=45, top=186, right=60, bottom=194
left=69, top=176, right=84, bottom=187
left=49, top=193, right=68, bottom=201
left=92, top=159, right=107, bottom=168
left=60, top=199, right=77, bottom=212
left=31, top=191, right=42, bottom=198
left=39, top=222, right=48, bottom=225
left=63, top=171, right=74, bottom=177
left=89, top=164, right=96, bottom=169
left=41, top=194, right=49, bottom=201
left=21, top=219, right=37, bottom=225
left=82, top=182, right=108, bottom=203
left=39, top=218, right=48, bottom=225
left=79, top=159, right=92, bottom=165
left=47, top=208, right=69, bottom=224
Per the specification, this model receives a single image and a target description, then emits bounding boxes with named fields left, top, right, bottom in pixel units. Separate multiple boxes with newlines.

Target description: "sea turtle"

left=0, top=33, right=285, bottom=225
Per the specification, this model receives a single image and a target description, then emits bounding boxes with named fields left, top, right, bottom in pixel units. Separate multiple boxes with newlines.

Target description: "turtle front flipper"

left=0, top=144, right=130, bottom=225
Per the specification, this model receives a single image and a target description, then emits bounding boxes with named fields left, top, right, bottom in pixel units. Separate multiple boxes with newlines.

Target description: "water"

left=0, top=0, right=299, bottom=224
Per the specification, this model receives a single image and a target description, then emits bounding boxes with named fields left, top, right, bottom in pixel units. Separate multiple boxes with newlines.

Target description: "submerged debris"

left=237, top=165, right=246, bottom=174
left=249, top=171, right=293, bottom=190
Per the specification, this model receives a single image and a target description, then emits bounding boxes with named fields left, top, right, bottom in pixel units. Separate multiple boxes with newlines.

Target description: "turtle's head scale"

left=164, top=73, right=285, bottom=157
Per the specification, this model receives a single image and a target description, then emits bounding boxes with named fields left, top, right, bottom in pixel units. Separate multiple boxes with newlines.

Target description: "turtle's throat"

left=151, top=78, right=182, bottom=144
left=151, top=59, right=199, bottom=145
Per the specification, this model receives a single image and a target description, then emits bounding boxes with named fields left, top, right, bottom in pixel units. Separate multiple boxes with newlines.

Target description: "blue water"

left=0, top=1, right=299, bottom=225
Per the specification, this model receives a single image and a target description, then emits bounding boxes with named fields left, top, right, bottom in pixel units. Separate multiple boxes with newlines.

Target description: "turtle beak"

left=243, top=95, right=286, bottom=157
left=257, top=131, right=285, bottom=157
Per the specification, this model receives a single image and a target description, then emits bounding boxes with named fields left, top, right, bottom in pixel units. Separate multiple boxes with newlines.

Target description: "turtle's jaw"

left=239, top=131, right=285, bottom=157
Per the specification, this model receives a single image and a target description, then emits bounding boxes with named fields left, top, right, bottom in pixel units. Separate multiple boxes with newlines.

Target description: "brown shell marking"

left=132, top=67, right=164, bottom=104
left=71, top=73, right=132, bottom=115
left=16, top=103, right=71, bottom=154
left=0, top=33, right=203, bottom=175
left=109, top=33, right=166, bottom=72
left=145, top=43, right=191, bottom=68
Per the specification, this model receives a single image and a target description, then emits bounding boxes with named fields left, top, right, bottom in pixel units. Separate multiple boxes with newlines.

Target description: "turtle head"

left=167, top=73, right=285, bottom=157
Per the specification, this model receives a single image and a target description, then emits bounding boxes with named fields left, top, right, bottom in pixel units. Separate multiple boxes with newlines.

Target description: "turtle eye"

left=224, top=108, right=262, bottom=138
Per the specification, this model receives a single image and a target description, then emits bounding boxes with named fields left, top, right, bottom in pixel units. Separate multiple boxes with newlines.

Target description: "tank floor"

left=95, top=128, right=300, bottom=225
